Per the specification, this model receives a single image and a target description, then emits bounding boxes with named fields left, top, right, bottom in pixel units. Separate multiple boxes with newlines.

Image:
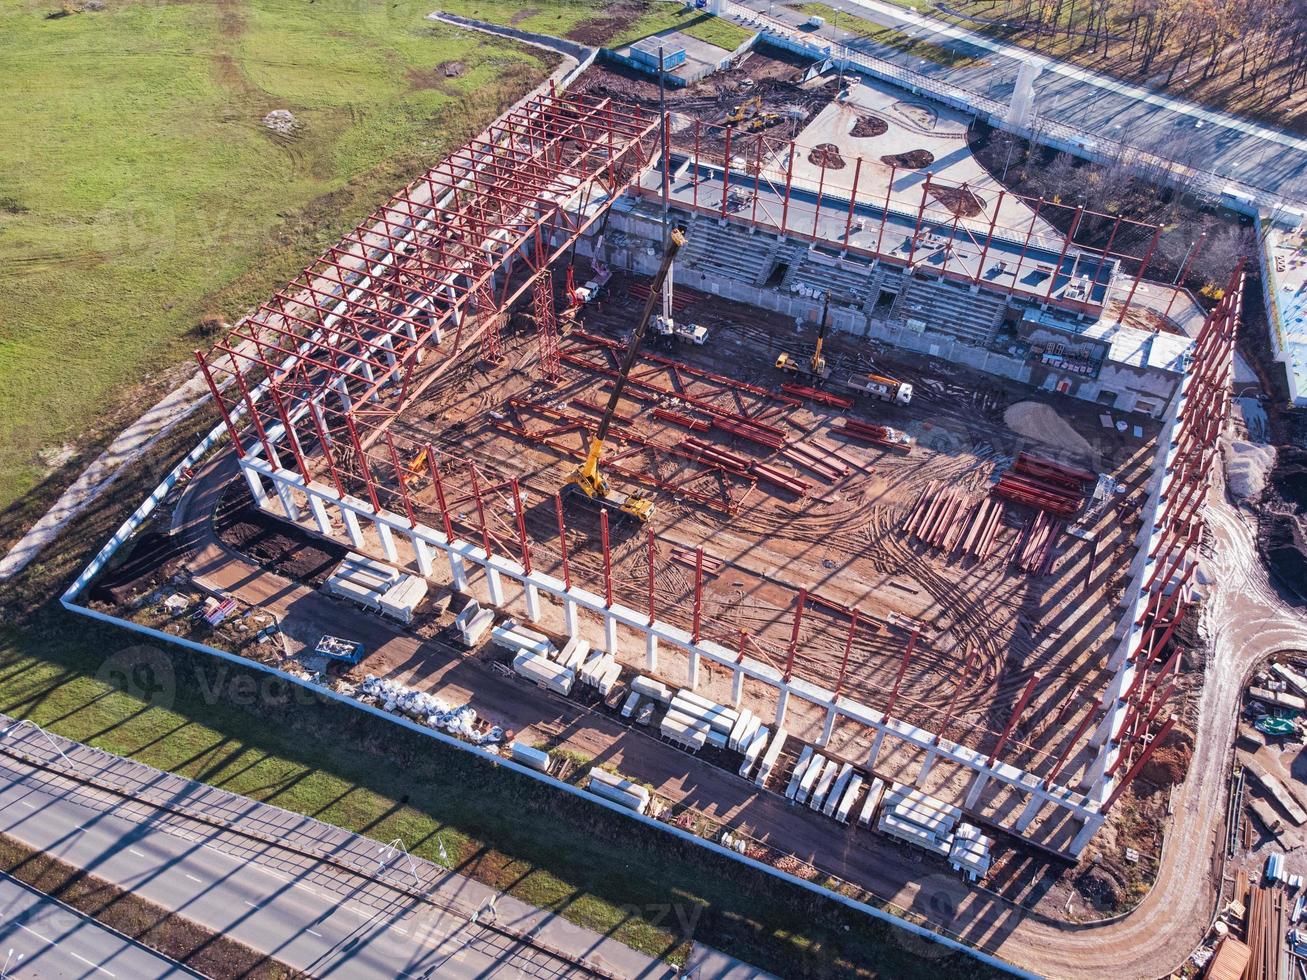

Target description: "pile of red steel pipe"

left=713, top=416, right=786, bottom=449
left=781, top=440, right=848, bottom=483
left=1010, top=510, right=1065, bottom=574
left=683, top=436, right=752, bottom=473
left=750, top=461, right=808, bottom=496
left=652, top=406, right=710, bottom=432
left=993, top=453, right=1091, bottom=516
left=780, top=384, right=854, bottom=409
left=835, top=418, right=913, bottom=453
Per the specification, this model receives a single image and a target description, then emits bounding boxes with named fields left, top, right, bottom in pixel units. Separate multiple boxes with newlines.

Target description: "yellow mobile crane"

left=566, top=225, right=687, bottom=523
left=775, top=290, right=833, bottom=381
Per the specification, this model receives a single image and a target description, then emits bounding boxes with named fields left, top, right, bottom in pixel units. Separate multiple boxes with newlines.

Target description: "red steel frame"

left=643, top=122, right=1164, bottom=321
left=197, top=91, right=662, bottom=491
left=191, top=84, right=1245, bottom=804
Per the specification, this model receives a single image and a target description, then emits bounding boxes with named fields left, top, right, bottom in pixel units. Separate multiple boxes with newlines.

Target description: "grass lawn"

left=0, top=0, right=551, bottom=541
left=792, top=2, right=980, bottom=68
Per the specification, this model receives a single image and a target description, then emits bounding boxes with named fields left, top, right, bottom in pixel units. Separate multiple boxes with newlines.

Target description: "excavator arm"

left=811, top=290, right=832, bottom=376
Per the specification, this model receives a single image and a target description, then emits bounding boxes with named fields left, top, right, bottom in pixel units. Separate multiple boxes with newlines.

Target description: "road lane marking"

left=128, top=848, right=145, bottom=857
left=306, top=928, right=323, bottom=938
left=19, top=801, right=34, bottom=809
left=184, top=874, right=203, bottom=884
left=245, top=901, right=260, bottom=909
left=254, top=867, right=287, bottom=882
left=68, top=950, right=115, bottom=976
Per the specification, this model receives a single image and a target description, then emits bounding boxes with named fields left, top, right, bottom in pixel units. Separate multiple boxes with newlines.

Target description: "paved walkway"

left=0, top=872, right=192, bottom=979
left=0, top=717, right=671, bottom=979
left=734, top=0, right=1307, bottom=203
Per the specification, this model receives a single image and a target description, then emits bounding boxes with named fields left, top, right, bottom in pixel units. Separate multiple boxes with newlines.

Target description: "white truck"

left=845, top=372, right=913, bottom=406
left=653, top=316, right=708, bottom=345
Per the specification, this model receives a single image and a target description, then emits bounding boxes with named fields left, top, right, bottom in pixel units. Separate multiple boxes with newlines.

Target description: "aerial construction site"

left=67, top=7, right=1278, bottom=974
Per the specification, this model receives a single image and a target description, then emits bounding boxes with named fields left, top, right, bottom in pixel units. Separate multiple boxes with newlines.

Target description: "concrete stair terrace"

left=786, top=249, right=881, bottom=308
left=892, top=274, right=1009, bottom=346
left=677, top=216, right=779, bottom=285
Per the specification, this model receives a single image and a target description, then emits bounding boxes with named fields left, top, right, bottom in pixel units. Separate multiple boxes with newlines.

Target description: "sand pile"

left=1003, top=401, right=1092, bottom=457
left=1224, top=440, right=1276, bottom=501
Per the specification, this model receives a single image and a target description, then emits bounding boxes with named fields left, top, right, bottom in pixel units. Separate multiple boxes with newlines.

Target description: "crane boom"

left=568, top=225, right=687, bottom=521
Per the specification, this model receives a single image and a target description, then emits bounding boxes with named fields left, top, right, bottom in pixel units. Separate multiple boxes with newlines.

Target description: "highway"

left=732, top=0, right=1307, bottom=205
left=0, top=873, right=191, bottom=979
left=0, top=722, right=667, bottom=979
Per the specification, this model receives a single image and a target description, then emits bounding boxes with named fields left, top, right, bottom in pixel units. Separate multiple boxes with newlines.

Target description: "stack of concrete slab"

left=512, top=649, right=574, bottom=695
left=948, top=823, right=993, bottom=881
left=631, top=676, right=671, bottom=704
left=669, top=690, right=737, bottom=750
left=324, top=553, right=429, bottom=624
left=508, top=740, right=551, bottom=773
left=877, top=782, right=962, bottom=859
left=587, top=767, right=651, bottom=815
left=453, top=598, right=493, bottom=647
left=492, top=620, right=555, bottom=659
left=378, top=575, right=428, bottom=624
left=857, top=778, right=886, bottom=828
left=578, top=652, right=622, bottom=696
left=747, top=726, right=781, bottom=784
left=555, top=636, right=590, bottom=672
left=323, top=552, right=401, bottom=610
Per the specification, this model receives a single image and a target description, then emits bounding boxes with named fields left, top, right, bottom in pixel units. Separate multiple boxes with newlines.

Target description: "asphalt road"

left=0, top=727, right=662, bottom=979
left=0, top=873, right=191, bottom=979
left=734, top=0, right=1307, bottom=204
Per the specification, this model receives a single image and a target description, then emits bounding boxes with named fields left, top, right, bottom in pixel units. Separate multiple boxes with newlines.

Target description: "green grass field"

left=791, top=2, right=980, bottom=67
left=0, top=0, right=554, bottom=536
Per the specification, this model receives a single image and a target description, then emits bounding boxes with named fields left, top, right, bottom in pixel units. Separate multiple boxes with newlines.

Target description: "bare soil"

left=882, top=148, right=935, bottom=168
left=807, top=142, right=846, bottom=169
left=215, top=482, right=345, bottom=586
left=850, top=112, right=889, bottom=138
left=929, top=184, right=985, bottom=217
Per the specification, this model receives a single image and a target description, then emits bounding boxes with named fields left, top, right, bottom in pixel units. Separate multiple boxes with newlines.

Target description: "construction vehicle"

left=725, top=96, right=762, bottom=125
left=843, top=372, right=914, bottom=406
left=566, top=226, right=688, bottom=523
left=776, top=291, right=833, bottom=381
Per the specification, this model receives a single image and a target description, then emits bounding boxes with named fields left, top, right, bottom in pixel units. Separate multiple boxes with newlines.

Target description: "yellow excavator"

left=775, top=290, right=833, bottom=381
left=725, top=95, right=762, bottom=125
left=566, top=225, right=687, bottom=523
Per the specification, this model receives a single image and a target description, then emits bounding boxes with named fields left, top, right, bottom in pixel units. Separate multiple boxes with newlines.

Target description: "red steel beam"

left=986, top=672, right=1040, bottom=768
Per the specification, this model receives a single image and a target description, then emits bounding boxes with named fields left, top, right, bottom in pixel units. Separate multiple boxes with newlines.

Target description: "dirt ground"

left=383, top=265, right=1159, bottom=814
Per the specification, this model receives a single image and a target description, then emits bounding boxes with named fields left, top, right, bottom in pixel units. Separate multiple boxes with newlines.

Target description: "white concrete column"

left=449, top=553, right=470, bottom=593
left=243, top=469, right=269, bottom=507
left=1069, top=814, right=1104, bottom=857
left=413, top=536, right=434, bottom=577
left=564, top=598, right=579, bottom=638
left=524, top=582, right=542, bottom=623
left=645, top=632, right=659, bottom=672
left=308, top=494, right=332, bottom=536
left=730, top=668, right=743, bottom=707
left=914, top=750, right=937, bottom=789
left=274, top=480, right=301, bottom=521
left=376, top=521, right=399, bottom=563
left=963, top=773, right=990, bottom=810
left=1015, top=793, right=1045, bottom=832
left=687, top=648, right=700, bottom=690
left=818, top=706, right=836, bottom=747
left=341, top=506, right=365, bottom=549
left=866, top=728, right=887, bottom=770
left=774, top=687, right=790, bottom=728
left=604, top=614, right=618, bottom=655
left=486, top=566, right=505, bottom=606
